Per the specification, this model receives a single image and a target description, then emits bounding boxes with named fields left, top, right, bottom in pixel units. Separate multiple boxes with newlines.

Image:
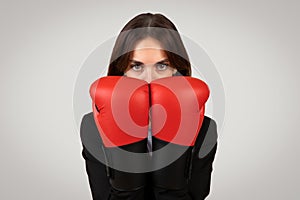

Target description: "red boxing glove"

left=90, top=76, right=149, bottom=147
left=150, top=76, right=210, bottom=146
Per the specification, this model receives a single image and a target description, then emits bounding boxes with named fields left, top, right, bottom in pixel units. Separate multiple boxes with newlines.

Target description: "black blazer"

left=81, top=112, right=218, bottom=200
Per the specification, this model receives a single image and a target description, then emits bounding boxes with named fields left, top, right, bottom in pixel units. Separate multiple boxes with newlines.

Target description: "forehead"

left=132, top=37, right=167, bottom=63
left=134, top=37, right=163, bottom=49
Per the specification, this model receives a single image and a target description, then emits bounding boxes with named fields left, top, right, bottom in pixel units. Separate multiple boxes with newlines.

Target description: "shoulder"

left=195, top=116, right=218, bottom=158
left=201, top=116, right=217, bottom=133
left=80, top=112, right=94, bottom=126
left=80, top=112, right=103, bottom=149
left=80, top=111, right=99, bottom=137
left=80, top=112, right=97, bottom=134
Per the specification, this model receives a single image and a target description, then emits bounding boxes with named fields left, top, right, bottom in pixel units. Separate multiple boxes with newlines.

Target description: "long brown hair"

left=107, top=13, right=191, bottom=76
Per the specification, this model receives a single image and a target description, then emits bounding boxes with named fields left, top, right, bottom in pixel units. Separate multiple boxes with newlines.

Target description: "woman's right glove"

left=89, top=76, right=150, bottom=191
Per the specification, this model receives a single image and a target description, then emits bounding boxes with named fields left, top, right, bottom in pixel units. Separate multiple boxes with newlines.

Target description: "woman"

left=81, top=13, right=218, bottom=200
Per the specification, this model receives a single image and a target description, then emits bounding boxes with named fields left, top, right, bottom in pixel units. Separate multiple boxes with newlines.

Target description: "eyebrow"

left=129, top=59, right=169, bottom=65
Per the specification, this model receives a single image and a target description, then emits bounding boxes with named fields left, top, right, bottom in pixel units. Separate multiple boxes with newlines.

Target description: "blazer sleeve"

left=81, top=112, right=111, bottom=200
left=188, top=116, right=218, bottom=200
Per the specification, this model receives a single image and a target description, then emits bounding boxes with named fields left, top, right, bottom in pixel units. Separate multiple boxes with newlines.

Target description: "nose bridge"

left=144, top=64, right=155, bottom=83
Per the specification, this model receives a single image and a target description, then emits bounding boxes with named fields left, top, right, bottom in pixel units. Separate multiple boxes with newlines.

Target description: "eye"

left=130, top=64, right=144, bottom=72
left=156, top=63, right=169, bottom=71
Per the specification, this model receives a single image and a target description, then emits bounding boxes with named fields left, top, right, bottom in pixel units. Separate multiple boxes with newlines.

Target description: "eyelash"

left=130, top=63, right=170, bottom=70
left=130, top=64, right=143, bottom=71
left=156, top=63, right=169, bottom=70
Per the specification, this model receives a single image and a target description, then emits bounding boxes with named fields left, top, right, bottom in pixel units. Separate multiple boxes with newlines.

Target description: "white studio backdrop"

left=0, top=0, right=299, bottom=199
